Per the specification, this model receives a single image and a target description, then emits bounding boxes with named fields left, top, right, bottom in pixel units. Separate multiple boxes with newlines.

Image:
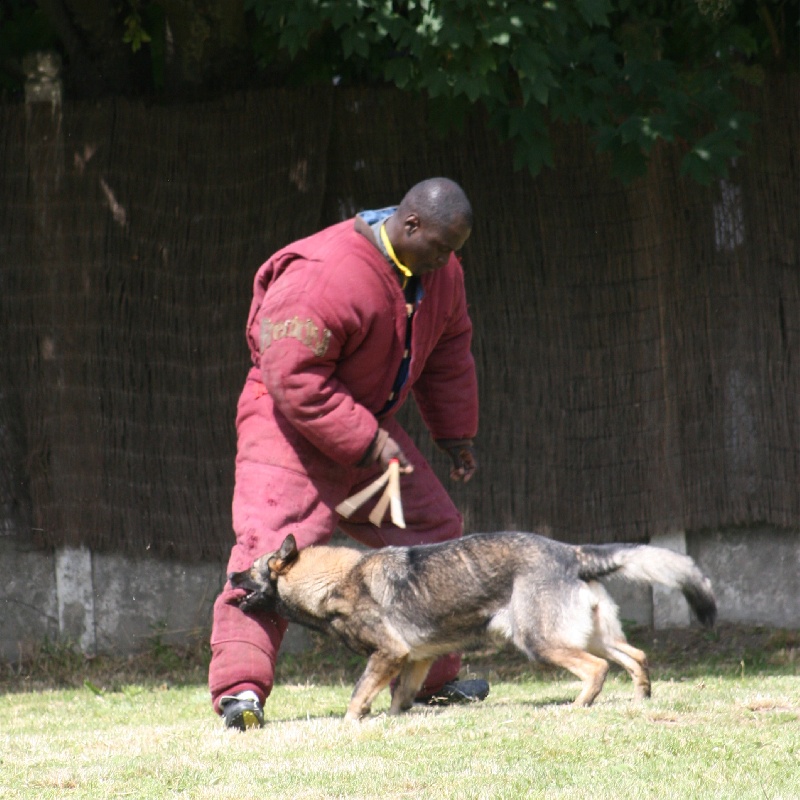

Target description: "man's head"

left=386, top=178, right=473, bottom=276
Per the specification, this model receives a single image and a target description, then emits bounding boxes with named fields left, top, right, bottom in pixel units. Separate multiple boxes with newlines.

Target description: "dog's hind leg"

left=390, top=659, right=434, bottom=715
left=601, top=641, right=651, bottom=700
left=586, top=584, right=651, bottom=700
left=345, top=652, right=405, bottom=722
left=538, top=647, right=610, bottom=707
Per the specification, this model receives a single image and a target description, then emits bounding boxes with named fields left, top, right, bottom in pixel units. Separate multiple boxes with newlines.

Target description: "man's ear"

left=403, top=212, right=420, bottom=235
left=268, top=534, right=299, bottom=577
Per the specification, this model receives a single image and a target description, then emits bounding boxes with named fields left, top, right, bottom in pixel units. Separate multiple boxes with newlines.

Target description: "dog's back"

left=350, top=533, right=538, bottom=654
left=353, top=531, right=715, bottom=637
left=352, top=531, right=716, bottom=708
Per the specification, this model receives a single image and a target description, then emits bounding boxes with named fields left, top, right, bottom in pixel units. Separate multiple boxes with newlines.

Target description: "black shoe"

left=418, top=679, right=490, bottom=706
left=220, top=690, right=264, bottom=730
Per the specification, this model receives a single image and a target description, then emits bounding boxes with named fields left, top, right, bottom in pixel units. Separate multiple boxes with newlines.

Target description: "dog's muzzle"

left=237, top=590, right=274, bottom=613
left=228, top=570, right=275, bottom=613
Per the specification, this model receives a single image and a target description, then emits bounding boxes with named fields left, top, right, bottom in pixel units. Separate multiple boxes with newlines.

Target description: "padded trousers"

left=208, top=416, right=464, bottom=713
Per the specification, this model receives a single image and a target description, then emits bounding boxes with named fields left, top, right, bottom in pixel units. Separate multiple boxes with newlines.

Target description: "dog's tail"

left=576, top=544, right=717, bottom=627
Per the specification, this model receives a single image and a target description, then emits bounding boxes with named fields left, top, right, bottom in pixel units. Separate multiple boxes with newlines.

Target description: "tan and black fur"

left=230, top=532, right=716, bottom=721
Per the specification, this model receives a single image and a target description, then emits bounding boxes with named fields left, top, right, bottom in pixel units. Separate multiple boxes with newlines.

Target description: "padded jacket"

left=240, top=217, right=478, bottom=469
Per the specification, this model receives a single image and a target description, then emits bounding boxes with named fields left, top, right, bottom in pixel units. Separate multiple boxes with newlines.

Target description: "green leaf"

left=574, top=0, right=613, bottom=27
left=426, top=92, right=472, bottom=138
left=512, top=132, right=554, bottom=175
left=610, top=141, right=648, bottom=182
left=422, top=68, right=453, bottom=98
left=122, top=13, right=151, bottom=54
left=331, top=1, right=362, bottom=30
left=680, top=149, right=727, bottom=185
left=384, top=57, right=414, bottom=88
left=455, top=74, right=489, bottom=103
left=341, top=27, right=371, bottom=60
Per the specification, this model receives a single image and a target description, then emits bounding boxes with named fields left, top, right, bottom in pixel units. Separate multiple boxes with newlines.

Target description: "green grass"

left=1, top=626, right=798, bottom=799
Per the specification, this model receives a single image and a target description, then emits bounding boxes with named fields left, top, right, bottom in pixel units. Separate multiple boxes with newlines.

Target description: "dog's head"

left=228, top=534, right=300, bottom=613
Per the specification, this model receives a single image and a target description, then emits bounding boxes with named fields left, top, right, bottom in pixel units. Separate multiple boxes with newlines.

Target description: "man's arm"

left=412, top=263, right=479, bottom=481
left=257, top=288, right=380, bottom=467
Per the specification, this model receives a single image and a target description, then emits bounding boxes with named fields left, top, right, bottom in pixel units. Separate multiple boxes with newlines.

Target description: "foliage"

left=1, top=0, right=797, bottom=183
left=246, top=0, right=793, bottom=183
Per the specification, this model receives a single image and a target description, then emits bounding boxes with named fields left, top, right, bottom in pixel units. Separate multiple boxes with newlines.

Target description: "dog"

left=229, top=531, right=716, bottom=721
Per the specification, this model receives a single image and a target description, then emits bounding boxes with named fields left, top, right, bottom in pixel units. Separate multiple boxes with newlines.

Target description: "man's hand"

left=376, top=433, right=413, bottom=473
left=359, top=428, right=414, bottom=473
left=437, top=439, right=477, bottom=483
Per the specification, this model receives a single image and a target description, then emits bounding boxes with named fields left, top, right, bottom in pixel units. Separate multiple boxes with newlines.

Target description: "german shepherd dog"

left=230, top=532, right=716, bottom=721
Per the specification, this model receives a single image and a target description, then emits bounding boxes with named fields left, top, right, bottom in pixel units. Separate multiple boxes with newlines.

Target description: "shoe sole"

left=240, top=709, right=262, bottom=729
left=223, top=702, right=264, bottom=730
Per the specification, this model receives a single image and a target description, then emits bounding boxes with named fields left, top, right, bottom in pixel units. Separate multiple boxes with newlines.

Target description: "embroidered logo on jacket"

left=259, top=316, right=332, bottom=358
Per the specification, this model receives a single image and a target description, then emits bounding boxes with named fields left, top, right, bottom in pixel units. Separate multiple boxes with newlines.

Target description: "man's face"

left=398, top=214, right=471, bottom=276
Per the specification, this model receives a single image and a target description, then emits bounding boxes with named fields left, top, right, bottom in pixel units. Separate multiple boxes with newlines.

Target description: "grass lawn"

left=0, top=625, right=797, bottom=799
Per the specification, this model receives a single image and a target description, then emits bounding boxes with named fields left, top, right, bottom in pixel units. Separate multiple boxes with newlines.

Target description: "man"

left=209, top=177, right=487, bottom=730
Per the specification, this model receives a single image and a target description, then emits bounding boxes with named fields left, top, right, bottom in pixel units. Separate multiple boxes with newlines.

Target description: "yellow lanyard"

left=380, top=223, right=414, bottom=285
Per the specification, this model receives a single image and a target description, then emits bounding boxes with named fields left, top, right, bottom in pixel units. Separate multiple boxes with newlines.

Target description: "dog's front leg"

left=345, top=652, right=405, bottom=722
left=389, top=659, right=434, bottom=715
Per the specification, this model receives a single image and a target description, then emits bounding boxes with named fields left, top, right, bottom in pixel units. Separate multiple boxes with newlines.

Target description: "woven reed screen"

left=1, top=78, right=797, bottom=561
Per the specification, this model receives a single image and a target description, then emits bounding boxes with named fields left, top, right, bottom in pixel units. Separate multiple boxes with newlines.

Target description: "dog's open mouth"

left=238, top=589, right=272, bottom=612
left=228, top=569, right=274, bottom=613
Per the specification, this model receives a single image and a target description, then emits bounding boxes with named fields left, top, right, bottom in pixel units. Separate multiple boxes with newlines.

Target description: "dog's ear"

left=279, top=534, right=299, bottom=563
left=268, top=534, right=299, bottom=578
